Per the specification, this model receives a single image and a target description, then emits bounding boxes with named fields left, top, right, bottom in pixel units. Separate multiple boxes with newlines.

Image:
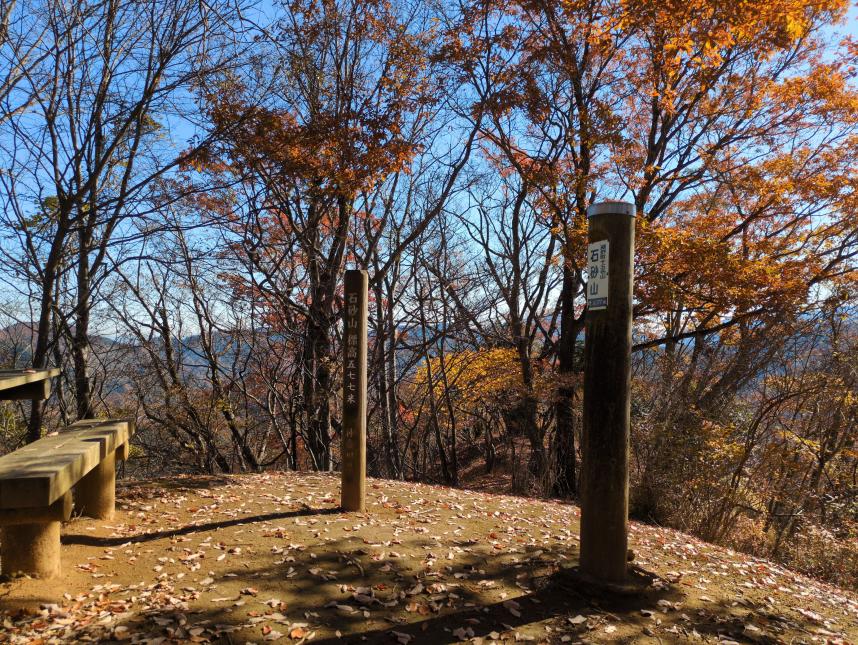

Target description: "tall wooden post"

left=341, top=269, right=368, bottom=512
left=580, top=200, right=636, bottom=584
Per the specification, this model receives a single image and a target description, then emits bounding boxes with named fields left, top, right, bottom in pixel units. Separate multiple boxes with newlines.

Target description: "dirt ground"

left=0, top=472, right=855, bottom=644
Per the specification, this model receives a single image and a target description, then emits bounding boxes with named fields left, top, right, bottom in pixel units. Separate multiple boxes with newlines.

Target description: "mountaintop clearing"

left=1, top=472, right=855, bottom=644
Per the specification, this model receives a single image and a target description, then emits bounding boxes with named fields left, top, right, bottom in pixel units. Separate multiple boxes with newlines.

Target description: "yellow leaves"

left=626, top=0, right=847, bottom=57
left=782, top=12, right=806, bottom=42
left=779, top=429, right=823, bottom=453
left=704, top=435, right=745, bottom=463
left=413, top=347, right=555, bottom=417
left=415, top=348, right=523, bottom=406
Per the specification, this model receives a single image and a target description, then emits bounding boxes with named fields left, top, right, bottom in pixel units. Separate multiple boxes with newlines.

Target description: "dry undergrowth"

left=0, top=472, right=855, bottom=644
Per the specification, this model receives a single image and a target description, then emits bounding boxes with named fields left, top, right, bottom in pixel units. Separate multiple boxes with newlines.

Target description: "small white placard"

left=587, top=240, right=609, bottom=310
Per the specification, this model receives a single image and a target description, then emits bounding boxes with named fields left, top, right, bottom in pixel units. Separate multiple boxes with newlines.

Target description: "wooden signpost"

left=580, top=200, right=636, bottom=585
left=341, top=269, right=367, bottom=512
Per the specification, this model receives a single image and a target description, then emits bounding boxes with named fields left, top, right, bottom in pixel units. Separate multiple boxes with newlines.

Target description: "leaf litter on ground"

left=0, top=472, right=854, bottom=644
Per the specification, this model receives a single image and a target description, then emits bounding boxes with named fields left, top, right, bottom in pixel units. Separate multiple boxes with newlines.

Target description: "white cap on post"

left=586, top=201, right=636, bottom=218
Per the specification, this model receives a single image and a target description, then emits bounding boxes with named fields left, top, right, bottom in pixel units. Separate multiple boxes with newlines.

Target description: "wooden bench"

left=0, top=419, right=135, bottom=578
left=0, top=368, right=61, bottom=400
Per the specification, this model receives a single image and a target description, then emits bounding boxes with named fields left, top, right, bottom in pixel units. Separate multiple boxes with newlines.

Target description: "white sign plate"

left=587, top=240, right=609, bottom=310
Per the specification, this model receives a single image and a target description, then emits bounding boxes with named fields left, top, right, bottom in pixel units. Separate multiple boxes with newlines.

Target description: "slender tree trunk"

left=550, top=295, right=583, bottom=497
left=73, top=226, right=93, bottom=420
left=385, top=319, right=402, bottom=478
left=483, top=420, right=495, bottom=473
left=26, top=237, right=66, bottom=442
left=374, top=283, right=399, bottom=478
left=425, top=371, right=451, bottom=484
left=314, top=323, right=333, bottom=471
left=552, top=262, right=581, bottom=497
left=303, top=312, right=333, bottom=471
left=289, top=398, right=299, bottom=470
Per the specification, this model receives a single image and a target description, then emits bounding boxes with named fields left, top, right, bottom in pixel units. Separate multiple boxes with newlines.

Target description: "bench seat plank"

left=0, top=368, right=61, bottom=391
left=0, top=419, right=133, bottom=510
left=0, top=368, right=61, bottom=401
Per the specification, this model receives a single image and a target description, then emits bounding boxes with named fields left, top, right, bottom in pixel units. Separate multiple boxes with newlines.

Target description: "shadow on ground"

left=102, top=532, right=828, bottom=645
left=62, top=507, right=340, bottom=547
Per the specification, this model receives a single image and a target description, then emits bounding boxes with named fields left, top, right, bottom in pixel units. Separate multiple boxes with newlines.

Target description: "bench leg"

left=76, top=448, right=116, bottom=520
left=1, top=521, right=61, bottom=578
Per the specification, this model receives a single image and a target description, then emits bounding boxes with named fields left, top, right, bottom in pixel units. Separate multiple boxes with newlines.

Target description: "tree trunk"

left=552, top=263, right=581, bottom=497
left=303, top=313, right=333, bottom=471
left=374, top=284, right=400, bottom=478
left=26, top=229, right=66, bottom=443
left=73, top=226, right=93, bottom=420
